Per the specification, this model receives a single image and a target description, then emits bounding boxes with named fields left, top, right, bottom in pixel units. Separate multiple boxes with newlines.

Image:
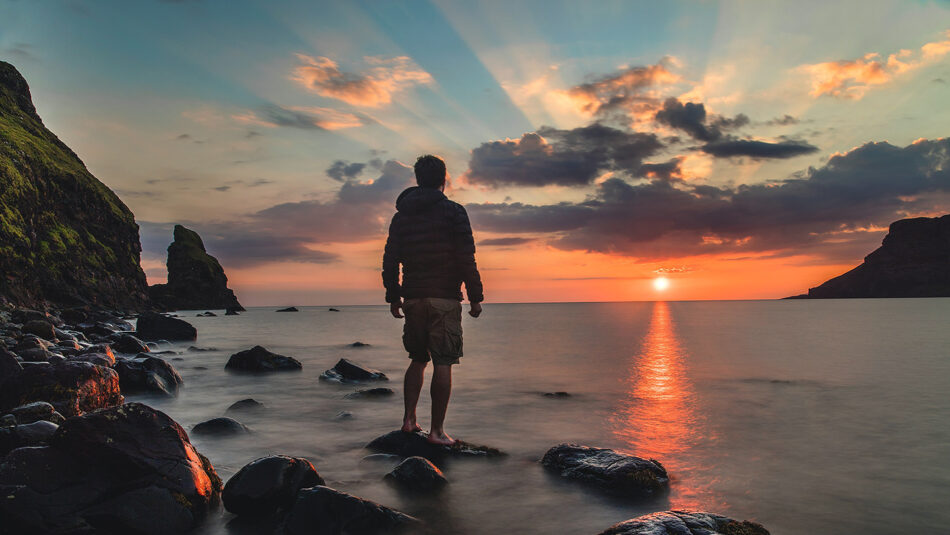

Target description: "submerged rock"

left=283, top=486, right=418, bottom=535
left=384, top=456, right=447, bottom=492
left=319, top=358, right=388, bottom=383
left=542, top=391, right=572, bottom=398
left=193, top=417, right=250, bottom=436
left=541, top=444, right=669, bottom=499
left=223, top=455, right=324, bottom=517
left=350, top=341, right=369, bottom=347
left=136, top=312, right=197, bottom=341
left=114, top=355, right=183, bottom=396
left=345, top=387, right=395, bottom=399
left=597, top=511, right=770, bottom=535
left=0, top=402, right=222, bottom=534
left=226, top=398, right=264, bottom=413
left=225, top=307, right=241, bottom=316
left=366, top=430, right=504, bottom=465
left=276, top=306, right=299, bottom=312
left=225, top=345, right=302, bottom=372
left=0, top=361, right=122, bottom=417
left=196, top=311, right=217, bottom=317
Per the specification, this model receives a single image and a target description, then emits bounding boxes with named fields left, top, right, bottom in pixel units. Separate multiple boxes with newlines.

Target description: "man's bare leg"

left=401, top=360, right=426, bottom=432
left=428, top=364, right=455, bottom=445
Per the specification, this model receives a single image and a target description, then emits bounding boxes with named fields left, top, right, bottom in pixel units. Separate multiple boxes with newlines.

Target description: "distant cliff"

left=802, top=215, right=950, bottom=298
left=148, top=225, right=244, bottom=311
left=0, top=61, right=149, bottom=309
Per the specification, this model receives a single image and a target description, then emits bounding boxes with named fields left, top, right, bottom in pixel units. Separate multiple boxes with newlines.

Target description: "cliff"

left=804, top=215, right=950, bottom=298
left=0, top=62, right=149, bottom=309
left=148, top=225, right=244, bottom=311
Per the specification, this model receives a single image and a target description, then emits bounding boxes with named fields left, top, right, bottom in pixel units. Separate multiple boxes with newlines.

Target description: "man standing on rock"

left=382, top=154, right=484, bottom=446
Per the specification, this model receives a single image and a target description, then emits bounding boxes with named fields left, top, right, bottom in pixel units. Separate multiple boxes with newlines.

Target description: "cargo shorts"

left=402, top=297, right=463, bottom=366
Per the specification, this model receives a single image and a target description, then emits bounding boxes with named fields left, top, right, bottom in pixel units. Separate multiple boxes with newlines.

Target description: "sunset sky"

left=3, top=1, right=949, bottom=305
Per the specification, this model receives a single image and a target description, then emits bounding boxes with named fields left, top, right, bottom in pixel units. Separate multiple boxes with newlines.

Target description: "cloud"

left=465, top=123, right=663, bottom=187
left=466, top=138, right=950, bottom=261
left=701, top=137, right=818, bottom=159
left=799, top=30, right=950, bottom=99
left=479, top=237, right=536, bottom=246
left=564, top=57, right=681, bottom=122
left=766, top=114, right=800, bottom=126
left=326, top=160, right=366, bottom=182
left=291, top=54, right=433, bottom=107
left=3, top=43, right=39, bottom=63
left=234, top=105, right=367, bottom=130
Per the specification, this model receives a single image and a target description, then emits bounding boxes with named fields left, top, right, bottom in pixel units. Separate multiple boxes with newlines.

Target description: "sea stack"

left=148, top=225, right=245, bottom=311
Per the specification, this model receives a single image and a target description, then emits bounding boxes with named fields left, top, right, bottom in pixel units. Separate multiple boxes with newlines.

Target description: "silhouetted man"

left=382, top=154, right=484, bottom=446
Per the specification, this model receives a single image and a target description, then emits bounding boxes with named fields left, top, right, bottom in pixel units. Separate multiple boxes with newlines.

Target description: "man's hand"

left=469, top=301, right=482, bottom=318
left=390, top=301, right=404, bottom=318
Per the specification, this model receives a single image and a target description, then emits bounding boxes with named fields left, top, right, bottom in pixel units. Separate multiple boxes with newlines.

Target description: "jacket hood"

left=395, top=186, right=446, bottom=213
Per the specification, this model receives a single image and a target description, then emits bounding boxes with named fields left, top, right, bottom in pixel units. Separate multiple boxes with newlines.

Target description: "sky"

left=2, top=0, right=949, bottom=305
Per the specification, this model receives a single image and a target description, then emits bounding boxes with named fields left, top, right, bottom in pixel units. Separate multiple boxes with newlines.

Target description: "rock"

left=384, top=456, right=447, bottom=492
left=328, top=308, right=340, bottom=312
left=0, top=361, right=123, bottom=417
left=222, top=455, right=324, bottom=517
left=136, top=312, right=197, bottom=341
left=54, top=328, right=77, bottom=341
left=59, top=308, right=87, bottom=324
left=226, top=398, right=263, bottom=413
left=350, top=341, right=370, bottom=347
left=55, top=339, right=81, bottom=351
left=597, top=511, right=770, bottom=535
left=196, top=311, right=217, bottom=317
left=345, top=387, right=395, bottom=399
left=0, top=402, right=221, bottom=534
left=68, top=352, right=116, bottom=368
left=77, top=321, right=119, bottom=338
left=332, top=411, right=353, bottom=421
left=283, top=486, right=418, bottom=535
left=543, top=391, right=572, bottom=398
left=10, top=401, right=54, bottom=424
left=80, top=343, right=115, bottom=359
left=193, top=366, right=207, bottom=370
left=0, top=414, right=15, bottom=427
left=114, top=355, right=183, bottom=396
left=17, top=347, right=51, bottom=362
left=15, top=335, right=50, bottom=351
left=193, top=417, right=250, bottom=436
left=225, top=345, right=302, bottom=372
left=0, top=348, right=23, bottom=381
left=366, top=430, right=504, bottom=465
left=111, top=333, right=150, bottom=354
left=13, top=419, right=58, bottom=444
left=188, top=345, right=217, bottom=352
left=276, top=306, right=299, bottom=312
left=225, top=307, right=241, bottom=316
left=11, top=309, right=50, bottom=324
left=319, top=358, right=388, bottom=383
left=47, top=354, right=66, bottom=365
left=540, top=444, right=669, bottom=499
left=22, top=319, right=56, bottom=340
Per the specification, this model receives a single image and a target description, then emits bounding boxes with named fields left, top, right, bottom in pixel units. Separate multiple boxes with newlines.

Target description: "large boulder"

left=366, top=430, right=504, bottom=466
left=283, top=486, right=418, bottom=535
left=21, top=319, right=55, bottom=340
left=223, top=455, right=324, bottom=517
left=541, top=444, right=669, bottom=499
left=114, top=355, right=183, bottom=396
left=0, top=348, right=23, bottom=381
left=136, top=312, right=197, bottom=341
left=111, top=333, right=150, bottom=354
left=225, top=345, right=302, bottom=372
left=319, top=358, right=388, bottom=383
left=0, top=361, right=123, bottom=417
left=597, top=511, right=770, bottom=535
left=384, top=456, right=447, bottom=492
left=9, top=401, right=55, bottom=424
left=0, top=420, right=59, bottom=456
left=0, top=403, right=222, bottom=534
left=193, top=417, right=249, bottom=436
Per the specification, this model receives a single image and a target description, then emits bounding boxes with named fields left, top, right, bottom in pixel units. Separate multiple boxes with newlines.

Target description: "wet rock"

left=13, top=419, right=58, bottom=444
left=319, top=358, right=388, bottom=383
left=225, top=307, right=241, bottom=316
left=193, top=417, right=250, bottom=436
left=345, top=387, right=395, bottom=399
left=68, top=352, right=116, bottom=368
left=283, top=485, right=418, bottom=535
left=225, top=345, right=302, bottom=372
left=79, top=343, right=115, bottom=360
left=10, top=401, right=54, bottom=424
left=0, top=402, right=222, bottom=534
left=22, top=319, right=56, bottom=340
left=114, top=355, right=183, bottom=396
left=15, top=335, right=51, bottom=351
left=541, top=444, right=669, bottom=499
left=136, top=312, right=197, bottom=341
left=194, top=366, right=207, bottom=370
left=0, top=414, right=15, bottom=427
left=47, top=354, right=66, bottom=365
left=350, top=341, right=369, bottom=347
left=17, top=347, right=51, bottom=362
left=332, top=411, right=353, bottom=421
left=196, top=311, right=217, bottom=317
left=226, top=398, right=263, bottom=413
left=366, top=430, right=504, bottom=465
left=543, top=391, right=572, bottom=398
left=0, top=348, right=23, bottom=381
left=189, top=345, right=217, bottom=352
left=384, top=456, right=447, bottom=492
left=276, top=306, right=299, bottom=312
left=11, top=309, right=50, bottom=324
left=111, top=333, right=150, bottom=354
left=0, top=361, right=123, bottom=417
left=59, top=308, right=87, bottom=325
left=223, top=455, right=324, bottom=517
left=55, top=339, right=81, bottom=351
left=327, top=308, right=340, bottom=312
left=597, top=511, right=770, bottom=535
left=54, top=327, right=77, bottom=341
left=77, top=322, right=118, bottom=338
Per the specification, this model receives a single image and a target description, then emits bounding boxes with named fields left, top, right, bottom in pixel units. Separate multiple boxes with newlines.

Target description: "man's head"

left=414, top=154, right=446, bottom=189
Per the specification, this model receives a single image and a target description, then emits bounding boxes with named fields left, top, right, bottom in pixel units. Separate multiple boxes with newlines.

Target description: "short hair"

left=414, top=154, right=446, bottom=188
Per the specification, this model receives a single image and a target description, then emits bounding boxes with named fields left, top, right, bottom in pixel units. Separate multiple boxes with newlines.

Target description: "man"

left=382, top=154, right=484, bottom=446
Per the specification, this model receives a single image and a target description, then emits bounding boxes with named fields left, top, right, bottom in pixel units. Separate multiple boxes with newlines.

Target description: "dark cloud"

left=175, top=133, right=191, bottom=140
left=479, top=237, right=536, bottom=246
left=213, top=185, right=230, bottom=192
left=3, top=43, right=38, bottom=63
left=766, top=114, right=800, bottom=126
left=655, top=98, right=716, bottom=141
left=566, top=58, right=679, bottom=120
left=638, top=158, right=683, bottom=181
left=326, top=160, right=366, bottom=181
left=701, top=137, right=819, bottom=159
left=465, top=124, right=663, bottom=187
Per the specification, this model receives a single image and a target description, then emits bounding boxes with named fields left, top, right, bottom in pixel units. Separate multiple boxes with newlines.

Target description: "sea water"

left=132, top=299, right=950, bottom=534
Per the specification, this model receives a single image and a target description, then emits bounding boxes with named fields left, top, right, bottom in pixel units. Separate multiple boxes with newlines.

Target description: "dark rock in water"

left=54, top=328, right=77, bottom=341
left=332, top=411, right=353, bottom=421
left=78, top=321, right=118, bottom=338
left=194, top=366, right=207, bottom=370
left=276, top=306, right=299, bottom=312
left=345, top=387, right=395, bottom=399
left=114, top=355, right=183, bottom=396
left=283, top=485, right=418, bottom=535
left=225, top=307, right=241, bottom=316
left=0, top=402, right=222, bottom=534
left=225, top=345, right=302, bottom=372
left=543, top=391, right=572, bottom=398
left=189, top=345, right=217, bottom=352
left=350, top=341, right=370, bottom=347
left=541, top=444, right=669, bottom=499
left=320, top=358, right=388, bottom=383
left=193, top=417, right=250, bottom=436
left=136, top=312, right=197, bottom=341
left=21, top=320, right=55, bottom=340
left=68, top=352, right=115, bottom=368
left=366, top=430, right=505, bottom=466
left=597, top=511, right=770, bottom=535
left=10, top=401, right=54, bottom=424
left=328, top=308, right=340, bottom=312
left=148, top=224, right=245, bottom=312
left=196, top=311, right=217, bottom=317
left=55, top=339, right=81, bottom=351
left=384, top=456, right=447, bottom=492
left=801, top=214, right=950, bottom=298
left=0, top=361, right=123, bottom=417
left=0, top=348, right=22, bottom=381
left=80, top=343, right=115, bottom=359
left=227, top=398, right=263, bottom=413
left=111, top=333, right=150, bottom=354
left=223, top=455, right=324, bottom=517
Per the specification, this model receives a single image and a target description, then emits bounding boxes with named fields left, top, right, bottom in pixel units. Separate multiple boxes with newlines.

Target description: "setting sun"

left=653, top=277, right=670, bottom=291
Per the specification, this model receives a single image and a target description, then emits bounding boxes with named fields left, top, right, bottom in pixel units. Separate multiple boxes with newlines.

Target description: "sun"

left=653, top=276, right=670, bottom=291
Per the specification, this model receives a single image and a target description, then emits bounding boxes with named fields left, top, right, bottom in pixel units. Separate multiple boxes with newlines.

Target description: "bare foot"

left=401, top=421, right=422, bottom=433
left=426, top=430, right=457, bottom=446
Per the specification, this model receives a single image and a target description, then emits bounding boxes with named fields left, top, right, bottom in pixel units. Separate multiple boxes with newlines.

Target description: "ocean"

left=133, top=299, right=950, bottom=534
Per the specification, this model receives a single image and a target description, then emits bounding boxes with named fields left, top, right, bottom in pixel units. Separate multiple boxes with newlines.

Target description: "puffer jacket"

left=382, top=186, right=484, bottom=303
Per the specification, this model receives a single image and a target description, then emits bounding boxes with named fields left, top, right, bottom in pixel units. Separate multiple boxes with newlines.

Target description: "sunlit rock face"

left=597, top=511, right=770, bottom=535
left=0, top=361, right=123, bottom=417
left=0, top=61, right=150, bottom=309
left=0, top=402, right=222, bottom=534
left=807, top=214, right=950, bottom=298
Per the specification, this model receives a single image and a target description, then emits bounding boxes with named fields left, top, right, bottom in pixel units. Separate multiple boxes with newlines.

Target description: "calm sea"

left=133, top=300, right=950, bottom=535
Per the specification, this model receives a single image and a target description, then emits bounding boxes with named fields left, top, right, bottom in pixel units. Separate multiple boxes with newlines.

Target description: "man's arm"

left=382, top=214, right=403, bottom=316
left=451, top=204, right=484, bottom=308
